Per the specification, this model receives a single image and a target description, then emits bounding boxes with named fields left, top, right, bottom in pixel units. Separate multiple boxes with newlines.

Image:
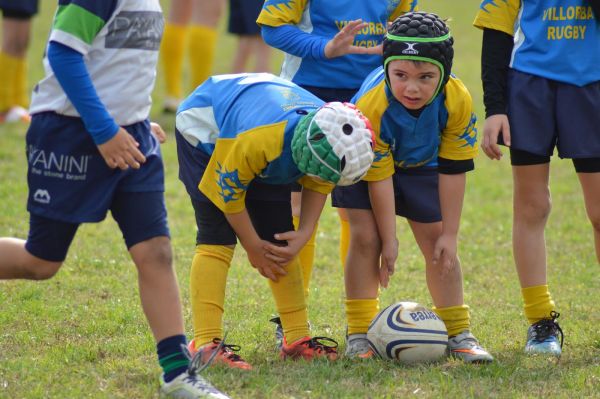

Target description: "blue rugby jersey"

left=257, top=0, right=418, bottom=89
left=474, top=0, right=600, bottom=86
left=352, top=68, right=479, bottom=181
left=175, top=73, right=334, bottom=213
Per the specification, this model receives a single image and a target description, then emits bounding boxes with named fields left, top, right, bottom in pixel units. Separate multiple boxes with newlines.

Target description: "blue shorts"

left=176, top=129, right=294, bottom=245
left=26, top=191, right=169, bottom=262
left=0, top=0, right=38, bottom=18
left=228, top=0, right=262, bottom=35
left=26, top=112, right=165, bottom=223
left=507, top=69, right=600, bottom=158
left=331, top=168, right=441, bottom=223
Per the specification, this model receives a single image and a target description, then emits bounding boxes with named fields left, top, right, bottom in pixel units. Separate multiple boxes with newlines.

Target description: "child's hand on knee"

left=432, top=234, right=458, bottom=275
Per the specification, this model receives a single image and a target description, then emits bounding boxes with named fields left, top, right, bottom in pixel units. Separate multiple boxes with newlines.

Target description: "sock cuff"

left=189, top=25, right=217, bottom=38
left=195, top=244, right=234, bottom=263
left=521, top=284, right=550, bottom=297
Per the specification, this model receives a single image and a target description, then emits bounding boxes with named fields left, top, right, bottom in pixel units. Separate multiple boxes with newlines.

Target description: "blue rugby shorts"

left=0, top=0, right=38, bottom=18
left=506, top=69, right=600, bottom=158
left=331, top=167, right=441, bottom=224
left=26, top=112, right=165, bottom=223
left=175, top=129, right=294, bottom=245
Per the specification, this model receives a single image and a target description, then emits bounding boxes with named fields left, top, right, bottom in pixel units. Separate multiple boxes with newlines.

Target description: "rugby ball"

left=367, top=301, right=448, bottom=364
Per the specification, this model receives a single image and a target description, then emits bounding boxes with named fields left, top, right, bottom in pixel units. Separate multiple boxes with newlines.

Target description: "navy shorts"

left=176, top=129, right=294, bottom=245
left=331, top=168, right=441, bottom=223
left=506, top=69, right=600, bottom=159
left=26, top=191, right=169, bottom=262
left=228, top=0, right=263, bottom=35
left=0, top=0, right=38, bottom=18
left=26, top=112, right=165, bottom=223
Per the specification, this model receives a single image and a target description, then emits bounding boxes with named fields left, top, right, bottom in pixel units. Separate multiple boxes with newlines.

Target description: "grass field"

left=1, top=1, right=600, bottom=398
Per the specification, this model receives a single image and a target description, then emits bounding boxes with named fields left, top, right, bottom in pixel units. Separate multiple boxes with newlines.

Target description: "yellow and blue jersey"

left=474, top=0, right=600, bottom=86
left=353, top=68, right=478, bottom=181
left=257, top=0, right=417, bottom=89
left=176, top=73, right=334, bottom=213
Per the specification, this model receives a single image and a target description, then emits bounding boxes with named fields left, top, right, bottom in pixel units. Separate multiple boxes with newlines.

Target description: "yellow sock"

left=160, top=23, right=188, bottom=100
left=433, top=304, right=470, bottom=337
left=339, top=218, right=350, bottom=269
left=522, top=284, right=555, bottom=324
left=269, top=257, right=309, bottom=344
left=13, top=57, right=28, bottom=108
left=293, top=216, right=317, bottom=299
left=346, top=298, right=379, bottom=335
left=190, top=244, right=233, bottom=348
left=0, top=52, right=19, bottom=111
left=188, top=25, right=217, bottom=89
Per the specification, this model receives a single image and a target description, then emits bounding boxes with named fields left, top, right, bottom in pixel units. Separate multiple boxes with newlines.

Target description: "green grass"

left=1, top=1, right=600, bottom=398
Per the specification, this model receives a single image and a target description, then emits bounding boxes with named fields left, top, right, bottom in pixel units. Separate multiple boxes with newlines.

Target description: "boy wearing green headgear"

left=175, top=72, right=375, bottom=367
left=332, top=11, right=493, bottom=363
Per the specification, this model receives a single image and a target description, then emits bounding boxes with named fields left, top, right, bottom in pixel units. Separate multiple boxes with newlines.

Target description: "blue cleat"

left=524, top=311, right=563, bottom=357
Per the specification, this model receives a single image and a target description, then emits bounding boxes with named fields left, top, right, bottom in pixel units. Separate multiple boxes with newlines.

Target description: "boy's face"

left=387, top=60, right=441, bottom=110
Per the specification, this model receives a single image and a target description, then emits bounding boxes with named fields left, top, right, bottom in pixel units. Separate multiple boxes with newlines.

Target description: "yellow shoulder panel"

left=439, top=77, right=479, bottom=161
left=473, top=0, right=521, bottom=37
left=200, top=121, right=288, bottom=213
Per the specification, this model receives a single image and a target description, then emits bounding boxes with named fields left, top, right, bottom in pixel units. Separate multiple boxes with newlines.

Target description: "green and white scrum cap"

left=383, top=11, right=454, bottom=103
left=292, top=102, right=375, bottom=186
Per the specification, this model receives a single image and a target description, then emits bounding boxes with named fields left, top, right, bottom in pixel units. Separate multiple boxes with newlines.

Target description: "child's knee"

left=515, top=194, right=552, bottom=222
left=351, top=228, right=381, bottom=254
left=131, top=237, right=173, bottom=269
left=27, top=258, right=62, bottom=280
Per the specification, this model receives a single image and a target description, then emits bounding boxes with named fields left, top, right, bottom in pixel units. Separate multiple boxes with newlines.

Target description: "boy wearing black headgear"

left=332, top=11, right=493, bottom=363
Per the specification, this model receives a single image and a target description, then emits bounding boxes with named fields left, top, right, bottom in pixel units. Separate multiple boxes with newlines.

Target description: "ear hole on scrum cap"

left=342, top=123, right=354, bottom=135
left=309, top=132, right=326, bottom=142
left=340, top=156, right=346, bottom=172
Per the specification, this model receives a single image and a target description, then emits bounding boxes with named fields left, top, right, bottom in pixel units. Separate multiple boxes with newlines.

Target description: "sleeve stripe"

left=54, top=4, right=106, bottom=45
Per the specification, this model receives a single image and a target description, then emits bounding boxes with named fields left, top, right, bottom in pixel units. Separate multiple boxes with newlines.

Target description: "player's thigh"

left=512, top=163, right=551, bottom=212
left=167, top=0, right=193, bottom=24
left=577, top=171, right=600, bottom=226
left=246, top=181, right=293, bottom=245
left=192, top=0, right=225, bottom=26
left=345, top=208, right=380, bottom=247
left=111, top=191, right=170, bottom=249
left=25, top=213, right=79, bottom=269
left=407, top=220, right=442, bottom=261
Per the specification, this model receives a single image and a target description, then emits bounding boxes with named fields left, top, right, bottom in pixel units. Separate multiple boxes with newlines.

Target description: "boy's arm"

left=47, top=41, right=145, bottom=170
left=368, top=177, right=398, bottom=288
left=481, top=28, right=514, bottom=160
left=434, top=171, right=466, bottom=274
left=264, top=188, right=327, bottom=264
left=591, top=0, right=600, bottom=19
left=261, top=21, right=379, bottom=60
left=224, top=210, right=287, bottom=282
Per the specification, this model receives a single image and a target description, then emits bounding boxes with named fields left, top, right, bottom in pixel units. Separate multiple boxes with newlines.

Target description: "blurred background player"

left=474, top=0, right=600, bottom=357
left=228, top=0, right=272, bottom=73
left=160, top=0, right=225, bottom=113
left=333, top=12, right=493, bottom=362
left=174, top=73, right=374, bottom=367
left=0, top=0, right=38, bottom=123
left=0, top=1, right=229, bottom=397
left=257, top=0, right=418, bottom=346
